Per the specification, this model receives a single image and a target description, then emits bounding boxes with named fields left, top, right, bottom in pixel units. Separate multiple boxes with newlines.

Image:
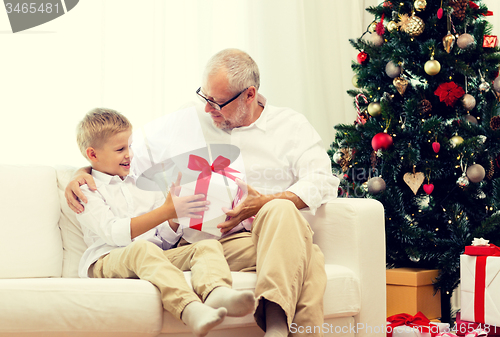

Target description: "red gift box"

left=456, top=312, right=500, bottom=336
left=483, top=35, right=498, bottom=48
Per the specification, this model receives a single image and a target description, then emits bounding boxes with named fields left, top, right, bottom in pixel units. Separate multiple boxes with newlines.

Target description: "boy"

left=75, top=108, right=256, bottom=337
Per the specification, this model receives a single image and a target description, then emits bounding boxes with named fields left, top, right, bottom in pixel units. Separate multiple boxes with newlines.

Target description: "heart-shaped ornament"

left=423, top=184, right=434, bottom=195
left=403, top=172, right=425, bottom=195
left=393, top=77, right=409, bottom=96
left=432, top=141, right=441, bottom=153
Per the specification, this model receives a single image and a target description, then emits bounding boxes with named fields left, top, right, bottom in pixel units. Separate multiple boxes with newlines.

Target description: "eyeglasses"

left=196, top=87, right=249, bottom=111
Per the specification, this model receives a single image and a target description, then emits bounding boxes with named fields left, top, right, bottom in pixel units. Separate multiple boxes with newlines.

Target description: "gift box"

left=460, top=241, right=500, bottom=327
left=135, top=141, right=246, bottom=238
left=386, top=268, right=441, bottom=319
left=387, top=312, right=450, bottom=337
left=483, top=35, right=498, bottom=48
left=177, top=152, right=244, bottom=237
left=456, top=311, right=500, bottom=336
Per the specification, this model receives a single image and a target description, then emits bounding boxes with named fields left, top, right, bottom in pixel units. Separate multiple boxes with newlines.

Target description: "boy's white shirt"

left=76, top=169, right=181, bottom=278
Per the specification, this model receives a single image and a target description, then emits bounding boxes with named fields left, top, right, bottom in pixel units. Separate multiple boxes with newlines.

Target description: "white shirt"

left=132, top=94, right=340, bottom=244
left=76, top=170, right=180, bottom=278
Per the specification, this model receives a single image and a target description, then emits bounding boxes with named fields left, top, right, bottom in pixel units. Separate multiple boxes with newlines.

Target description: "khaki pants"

left=90, top=239, right=232, bottom=321
left=219, top=199, right=327, bottom=337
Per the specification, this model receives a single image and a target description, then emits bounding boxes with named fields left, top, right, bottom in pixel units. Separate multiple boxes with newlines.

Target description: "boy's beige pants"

left=90, top=239, right=232, bottom=321
left=219, top=199, right=327, bottom=337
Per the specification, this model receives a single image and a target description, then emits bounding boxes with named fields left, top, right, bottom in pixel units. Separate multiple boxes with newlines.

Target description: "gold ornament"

left=339, top=148, right=352, bottom=172
left=399, top=14, right=425, bottom=37
left=414, top=0, right=427, bottom=11
left=450, top=135, right=464, bottom=147
left=368, top=102, right=382, bottom=117
left=368, top=22, right=377, bottom=33
left=443, top=32, right=456, bottom=53
left=424, top=58, right=441, bottom=76
left=352, top=75, right=360, bottom=88
left=387, top=21, right=398, bottom=32
left=393, top=77, right=409, bottom=96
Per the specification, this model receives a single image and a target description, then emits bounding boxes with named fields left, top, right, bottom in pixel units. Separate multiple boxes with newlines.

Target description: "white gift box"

left=176, top=147, right=245, bottom=238
left=461, top=254, right=500, bottom=326
left=388, top=322, right=449, bottom=337
left=178, top=164, right=241, bottom=238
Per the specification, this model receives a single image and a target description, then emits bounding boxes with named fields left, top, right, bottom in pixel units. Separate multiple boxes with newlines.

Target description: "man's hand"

left=217, top=179, right=266, bottom=234
left=64, top=169, right=96, bottom=214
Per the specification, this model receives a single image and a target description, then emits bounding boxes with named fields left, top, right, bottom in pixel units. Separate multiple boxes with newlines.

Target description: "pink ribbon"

left=187, top=155, right=239, bottom=230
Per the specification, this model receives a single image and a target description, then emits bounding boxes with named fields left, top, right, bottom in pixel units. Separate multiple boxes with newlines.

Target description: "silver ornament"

left=367, top=177, right=387, bottom=194
left=494, top=77, right=500, bottom=92
left=365, top=33, right=384, bottom=47
left=333, top=152, right=343, bottom=164
left=462, top=94, right=476, bottom=111
left=385, top=61, right=401, bottom=78
left=466, top=164, right=486, bottom=183
left=457, top=33, right=475, bottom=49
left=457, top=174, right=470, bottom=187
left=480, top=80, right=491, bottom=92
left=478, top=135, right=487, bottom=144
left=464, top=114, right=478, bottom=125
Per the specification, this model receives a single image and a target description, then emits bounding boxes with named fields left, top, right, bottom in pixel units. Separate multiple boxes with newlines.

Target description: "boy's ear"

left=86, top=147, right=99, bottom=163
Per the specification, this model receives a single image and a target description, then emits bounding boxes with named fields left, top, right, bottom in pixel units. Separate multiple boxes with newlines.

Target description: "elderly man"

left=66, top=48, right=339, bottom=337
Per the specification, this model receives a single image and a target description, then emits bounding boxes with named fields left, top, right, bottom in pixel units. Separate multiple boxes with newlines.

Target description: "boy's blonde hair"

left=76, top=108, right=132, bottom=160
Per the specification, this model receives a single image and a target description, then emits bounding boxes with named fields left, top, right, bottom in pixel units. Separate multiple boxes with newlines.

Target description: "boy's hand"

left=166, top=172, right=209, bottom=219
left=217, top=179, right=265, bottom=234
left=64, top=170, right=96, bottom=214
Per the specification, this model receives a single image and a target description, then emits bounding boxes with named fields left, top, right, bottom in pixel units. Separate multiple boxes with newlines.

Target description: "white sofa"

left=0, top=165, right=386, bottom=337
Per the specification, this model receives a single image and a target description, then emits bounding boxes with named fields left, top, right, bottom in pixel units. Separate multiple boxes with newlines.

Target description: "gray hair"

left=203, top=48, right=260, bottom=93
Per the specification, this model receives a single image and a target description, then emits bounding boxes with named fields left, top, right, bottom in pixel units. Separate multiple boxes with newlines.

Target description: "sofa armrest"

left=301, top=198, right=386, bottom=337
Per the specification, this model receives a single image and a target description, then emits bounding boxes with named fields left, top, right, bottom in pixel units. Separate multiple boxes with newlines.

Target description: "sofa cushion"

left=0, top=165, right=62, bottom=278
left=55, top=166, right=88, bottom=278
left=0, top=278, right=162, bottom=337
left=161, top=266, right=361, bottom=333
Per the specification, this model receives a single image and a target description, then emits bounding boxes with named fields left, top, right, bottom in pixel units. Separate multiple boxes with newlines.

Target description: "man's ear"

left=86, top=147, right=99, bottom=163
left=245, top=86, right=257, bottom=104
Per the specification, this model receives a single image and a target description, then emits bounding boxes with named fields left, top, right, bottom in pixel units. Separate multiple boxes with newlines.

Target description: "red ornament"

left=357, top=51, right=369, bottom=65
left=437, top=8, right=444, bottom=19
left=423, top=184, right=434, bottom=195
left=371, top=132, right=393, bottom=151
left=434, top=82, right=466, bottom=107
left=432, top=142, right=441, bottom=153
left=483, top=35, right=498, bottom=48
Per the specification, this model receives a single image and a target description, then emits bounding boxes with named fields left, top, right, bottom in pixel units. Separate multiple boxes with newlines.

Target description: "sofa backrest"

left=55, top=166, right=87, bottom=278
left=0, top=165, right=63, bottom=278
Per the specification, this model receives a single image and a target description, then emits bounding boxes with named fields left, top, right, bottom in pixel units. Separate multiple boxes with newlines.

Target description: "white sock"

left=181, top=301, right=227, bottom=337
left=204, top=286, right=256, bottom=317
left=264, top=300, right=288, bottom=337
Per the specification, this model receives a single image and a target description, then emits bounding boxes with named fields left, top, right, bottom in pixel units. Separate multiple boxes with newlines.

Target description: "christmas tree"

left=329, top=0, right=500, bottom=322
